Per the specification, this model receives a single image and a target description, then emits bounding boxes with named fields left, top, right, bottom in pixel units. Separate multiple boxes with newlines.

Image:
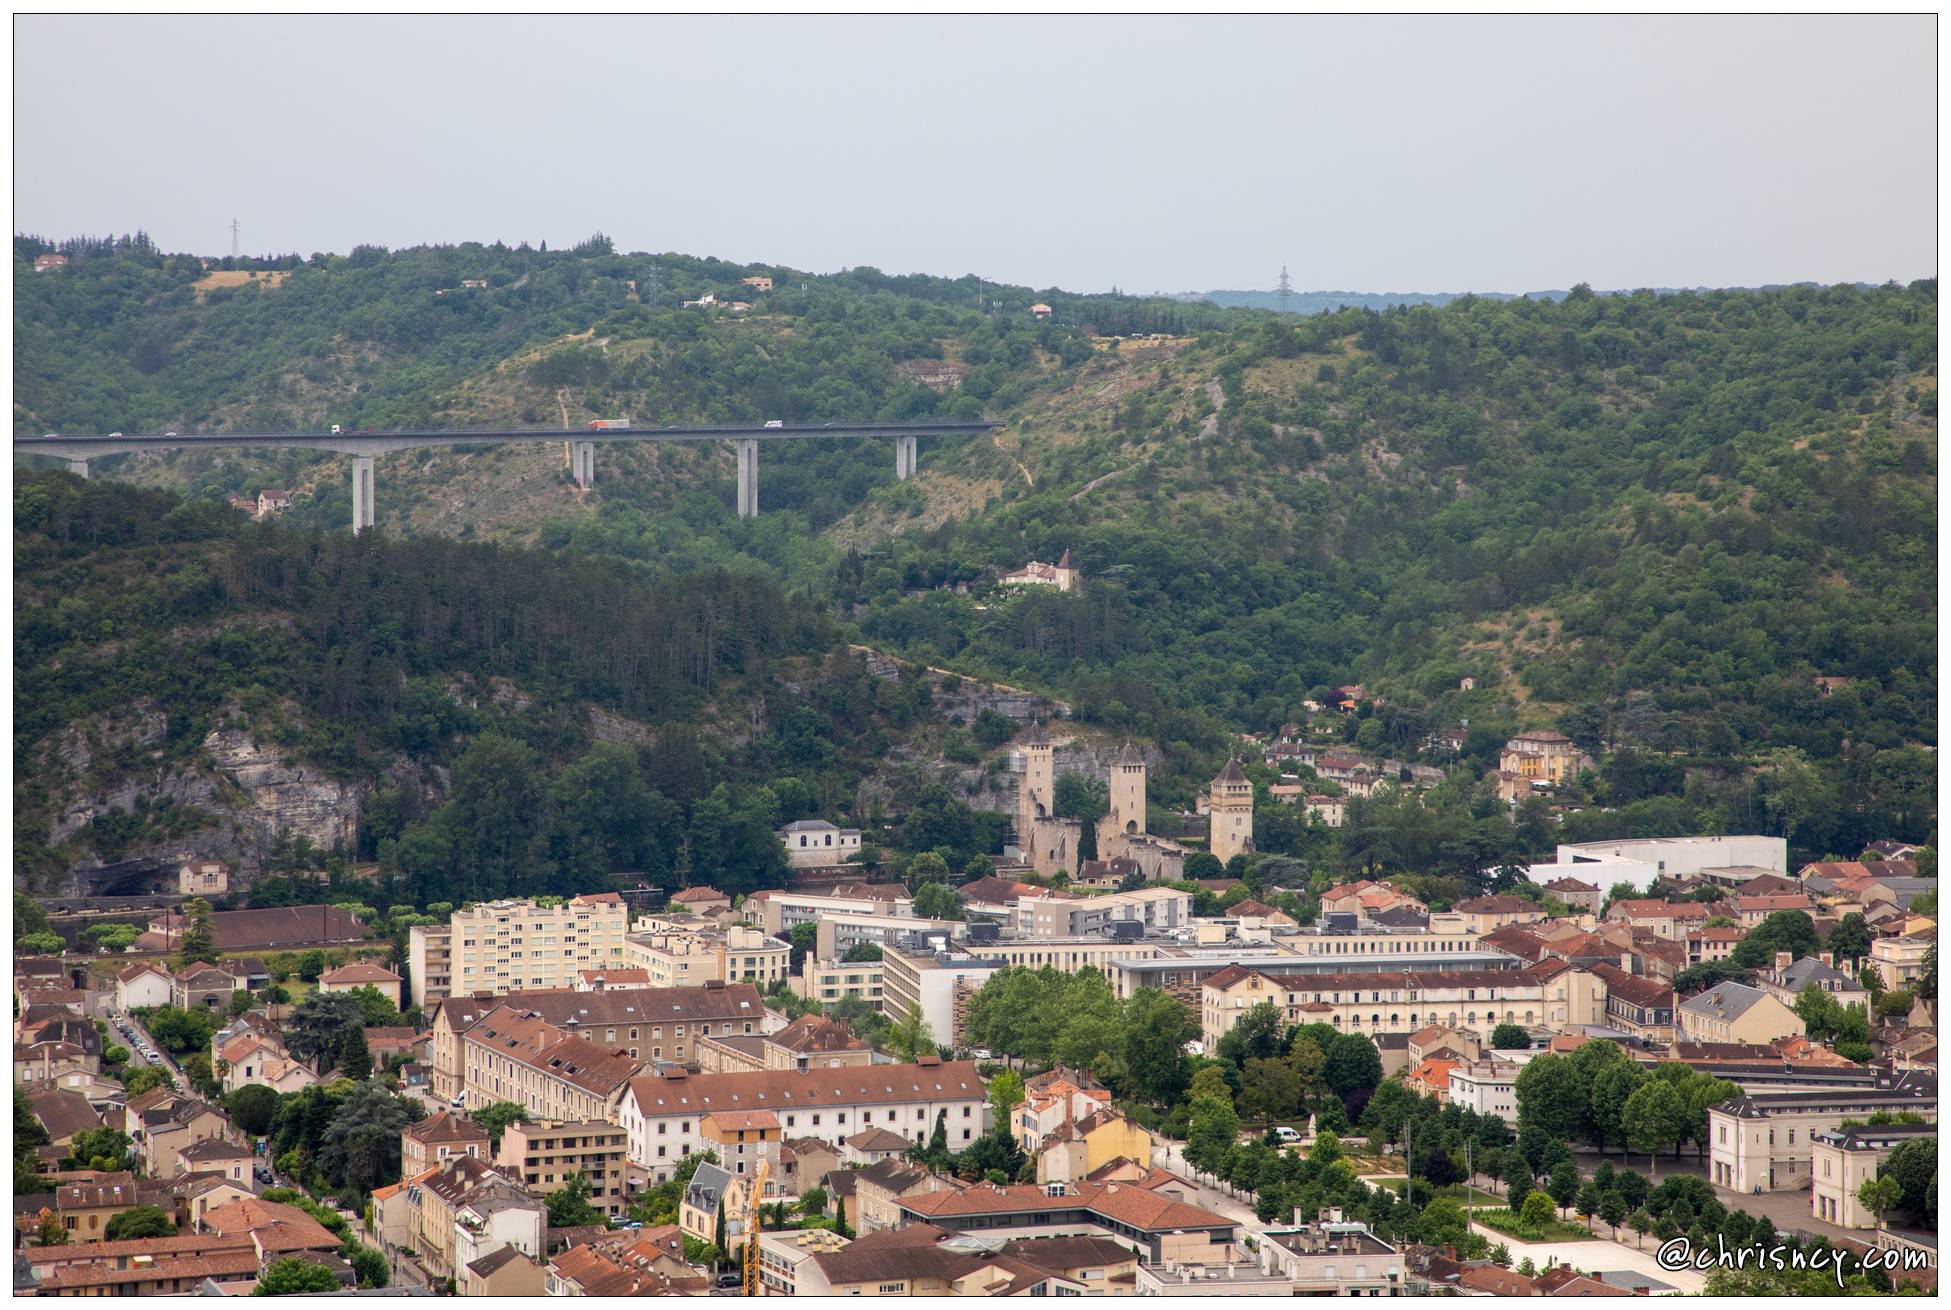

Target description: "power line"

left=230, top=219, right=241, bottom=260
left=1277, top=265, right=1293, bottom=315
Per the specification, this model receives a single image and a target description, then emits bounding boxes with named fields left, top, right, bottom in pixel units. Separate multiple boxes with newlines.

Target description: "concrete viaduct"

left=14, top=419, right=996, bottom=531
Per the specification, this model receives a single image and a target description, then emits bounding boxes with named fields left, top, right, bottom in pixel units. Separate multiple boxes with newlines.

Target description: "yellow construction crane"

left=740, top=1158, right=771, bottom=1297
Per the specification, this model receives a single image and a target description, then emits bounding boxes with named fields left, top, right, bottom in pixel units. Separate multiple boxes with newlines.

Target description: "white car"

left=1271, top=1126, right=1303, bottom=1144
left=108, top=431, right=124, bottom=438
left=763, top=419, right=784, bottom=429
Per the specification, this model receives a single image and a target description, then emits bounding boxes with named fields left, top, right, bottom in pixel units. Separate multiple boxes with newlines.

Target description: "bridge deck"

left=15, top=420, right=996, bottom=460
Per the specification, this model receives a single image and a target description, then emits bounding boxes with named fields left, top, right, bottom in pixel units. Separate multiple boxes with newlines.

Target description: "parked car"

left=1271, top=1126, right=1302, bottom=1144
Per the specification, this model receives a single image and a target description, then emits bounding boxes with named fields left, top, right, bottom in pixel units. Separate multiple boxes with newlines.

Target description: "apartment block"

left=447, top=894, right=630, bottom=994
left=497, top=1120, right=630, bottom=1217
left=795, top=958, right=885, bottom=1008
left=408, top=923, right=453, bottom=1007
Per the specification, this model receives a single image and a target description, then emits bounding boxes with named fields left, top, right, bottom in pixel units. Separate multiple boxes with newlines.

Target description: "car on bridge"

left=764, top=419, right=784, bottom=429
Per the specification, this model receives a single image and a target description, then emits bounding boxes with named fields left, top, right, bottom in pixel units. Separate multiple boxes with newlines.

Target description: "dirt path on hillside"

left=995, top=432, right=1034, bottom=487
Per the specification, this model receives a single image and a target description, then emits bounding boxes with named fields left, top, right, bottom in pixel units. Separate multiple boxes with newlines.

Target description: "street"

left=1149, top=1138, right=1263, bottom=1227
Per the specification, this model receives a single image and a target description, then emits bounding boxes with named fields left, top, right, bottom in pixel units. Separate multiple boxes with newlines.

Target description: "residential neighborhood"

left=12, top=772, right=1937, bottom=1297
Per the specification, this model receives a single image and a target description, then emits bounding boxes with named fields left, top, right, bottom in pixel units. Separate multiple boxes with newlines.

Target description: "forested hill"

left=14, top=236, right=1940, bottom=860
left=13, top=472, right=1033, bottom=902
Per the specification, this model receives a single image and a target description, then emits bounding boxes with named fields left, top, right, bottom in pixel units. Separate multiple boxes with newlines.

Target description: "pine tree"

left=175, top=898, right=219, bottom=967
left=341, top=1025, right=371, bottom=1081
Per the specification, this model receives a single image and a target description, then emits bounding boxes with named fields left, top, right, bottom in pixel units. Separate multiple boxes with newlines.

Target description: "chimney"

left=1774, top=951, right=1792, bottom=973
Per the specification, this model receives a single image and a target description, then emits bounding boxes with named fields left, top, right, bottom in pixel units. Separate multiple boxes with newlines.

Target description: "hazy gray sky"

left=14, top=14, right=1936, bottom=293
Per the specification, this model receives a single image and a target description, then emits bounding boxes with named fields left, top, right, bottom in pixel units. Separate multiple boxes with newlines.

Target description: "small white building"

left=178, top=859, right=229, bottom=896
left=777, top=819, right=863, bottom=869
left=115, top=961, right=173, bottom=1011
left=1446, top=1061, right=1520, bottom=1121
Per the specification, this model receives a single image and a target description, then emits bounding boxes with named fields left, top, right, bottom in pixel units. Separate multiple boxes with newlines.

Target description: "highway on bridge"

left=14, top=418, right=997, bottom=527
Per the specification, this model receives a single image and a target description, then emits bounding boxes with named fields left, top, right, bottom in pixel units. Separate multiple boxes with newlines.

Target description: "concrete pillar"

left=351, top=455, right=376, bottom=534
left=736, top=438, right=759, bottom=518
left=66, top=459, right=90, bottom=480
left=895, top=435, right=918, bottom=481
left=572, top=441, right=596, bottom=489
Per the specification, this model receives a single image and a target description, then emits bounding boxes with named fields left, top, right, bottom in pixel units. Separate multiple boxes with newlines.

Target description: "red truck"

left=588, top=418, right=632, bottom=430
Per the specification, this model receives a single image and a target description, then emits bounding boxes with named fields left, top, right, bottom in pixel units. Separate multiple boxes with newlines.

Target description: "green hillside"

left=14, top=236, right=1939, bottom=868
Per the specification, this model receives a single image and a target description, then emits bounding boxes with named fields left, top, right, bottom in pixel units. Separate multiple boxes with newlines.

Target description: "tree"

left=906, top=851, right=951, bottom=885
left=121, top=1065, right=174, bottom=1097
left=174, top=897, right=220, bottom=967
left=1589, top=1060, right=1647, bottom=1157
left=787, top=921, right=819, bottom=973
left=1794, top=984, right=1844, bottom=1042
left=1857, top=1174, right=1904, bottom=1235
left=547, top=1172, right=607, bottom=1227
left=29, top=1209, right=66, bottom=1246
left=254, top=1257, right=343, bottom=1295
left=348, top=1244, right=389, bottom=1289
left=1547, top=1158, right=1580, bottom=1217
left=474, top=1101, right=531, bottom=1147
left=1729, top=910, right=1820, bottom=970
left=912, top=882, right=962, bottom=921
left=226, top=1084, right=281, bottom=1137
left=17, top=931, right=63, bottom=955
left=1575, top=1181, right=1602, bottom=1230
left=340, top=1025, right=372, bottom=1081
left=65, top=1128, right=134, bottom=1173
left=1322, top=1032, right=1382, bottom=1103
left=1518, top=1191, right=1556, bottom=1233
left=1621, top=1081, right=1685, bottom=1175
left=1186, top=1095, right=1241, bottom=1177
left=1514, top=1054, right=1584, bottom=1142
left=1882, top=1137, right=1936, bottom=1223
left=1216, top=1002, right=1287, bottom=1068
left=318, top=1082, right=421, bottom=1193
left=86, top=922, right=141, bottom=953
left=1188, top=1065, right=1232, bottom=1103
left=103, top=1205, right=176, bottom=1240
left=285, top=990, right=364, bottom=1068
left=1598, top=1189, right=1628, bottom=1237
left=1119, top=988, right=1195, bottom=1107
left=888, top=1003, right=936, bottom=1064
left=1239, top=1056, right=1302, bottom=1128
left=841, top=941, right=884, bottom=963
left=987, top=1069, right=1026, bottom=1127
left=1825, top=913, right=1872, bottom=968
left=1489, top=1023, right=1530, bottom=1051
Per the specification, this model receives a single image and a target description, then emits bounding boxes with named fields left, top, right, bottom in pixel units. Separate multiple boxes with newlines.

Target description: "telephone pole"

left=230, top=219, right=241, bottom=260
left=1277, top=265, right=1294, bottom=315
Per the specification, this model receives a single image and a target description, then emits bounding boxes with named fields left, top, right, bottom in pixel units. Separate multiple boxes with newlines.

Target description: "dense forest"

left=13, top=473, right=997, bottom=901
left=12, top=237, right=1938, bottom=898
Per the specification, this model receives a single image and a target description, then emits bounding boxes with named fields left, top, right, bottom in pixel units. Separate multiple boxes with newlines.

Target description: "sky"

left=13, top=14, right=1937, bottom=295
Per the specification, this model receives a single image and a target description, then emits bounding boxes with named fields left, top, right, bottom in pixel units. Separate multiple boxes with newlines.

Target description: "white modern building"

left=1524, top=835, right=1787, bottom=893
left=1447, top=1061, right=1520, bottom=1121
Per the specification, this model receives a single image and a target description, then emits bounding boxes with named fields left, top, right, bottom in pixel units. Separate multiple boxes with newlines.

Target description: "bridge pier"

left=351, top=455, right=376, bottom=534
left=66, top=459, right=90, bottom=480
left=571, top=441, right=596, bottom=489
left=895, top=435, right=917, bottom=481
left=736, top=438, right=759, bottom=518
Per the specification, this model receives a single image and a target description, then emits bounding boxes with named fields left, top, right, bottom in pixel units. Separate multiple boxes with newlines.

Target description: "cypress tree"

left=340, top=1026, right=371, bottom=1081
